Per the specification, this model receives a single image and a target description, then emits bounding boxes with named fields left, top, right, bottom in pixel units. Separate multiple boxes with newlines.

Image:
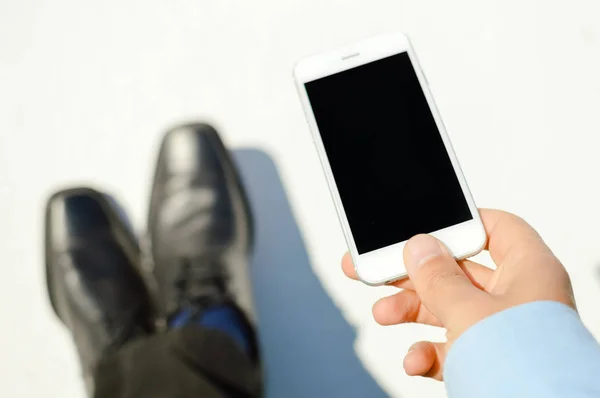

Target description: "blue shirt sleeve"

left=444, top=301, right=600, bottom=398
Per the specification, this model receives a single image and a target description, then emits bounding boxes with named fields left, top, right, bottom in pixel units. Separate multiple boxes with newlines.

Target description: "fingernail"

left=403, top=348, right=416, bottom=367
left=405, top=234, right=444, bottom=269
left=406, top=342, right=420, bottom=354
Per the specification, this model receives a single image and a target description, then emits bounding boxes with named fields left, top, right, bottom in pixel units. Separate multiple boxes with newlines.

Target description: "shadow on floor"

left=233, top=149, right=389, bottom=398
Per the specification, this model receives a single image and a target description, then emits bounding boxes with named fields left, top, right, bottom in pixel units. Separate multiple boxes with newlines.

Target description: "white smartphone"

left=294, top=32, right=486, bottom=285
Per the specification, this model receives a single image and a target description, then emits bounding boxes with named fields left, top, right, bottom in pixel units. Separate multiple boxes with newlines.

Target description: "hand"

left=342, top=209, right=575, bottom=380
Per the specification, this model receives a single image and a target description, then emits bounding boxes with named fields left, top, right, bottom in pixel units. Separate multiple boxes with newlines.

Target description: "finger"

left=479, top=209, right=556, bottom=269
left=373, top=290, right=441, bottom=327
left=404, top=234, right=489, bottom=326
left=403, top=341, right=445, bottom=380
left=341, top=252, right=357, bottom=279
left=458, top=260, right=493, bottom=290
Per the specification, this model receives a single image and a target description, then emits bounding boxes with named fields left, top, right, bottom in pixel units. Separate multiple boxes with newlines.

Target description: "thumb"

left=403, top=234, right=484, bottom=327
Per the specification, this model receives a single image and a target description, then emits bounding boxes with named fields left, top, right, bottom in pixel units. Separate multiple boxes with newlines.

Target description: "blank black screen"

left=305, top=52, right=472, bottom=254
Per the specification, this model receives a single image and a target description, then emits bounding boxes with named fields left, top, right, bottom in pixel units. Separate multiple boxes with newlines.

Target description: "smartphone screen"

left=305, top=52, right=472, bottom=254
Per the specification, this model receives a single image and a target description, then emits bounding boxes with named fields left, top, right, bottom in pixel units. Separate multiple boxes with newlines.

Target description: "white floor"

left=1, top=1, right=600, bottom=397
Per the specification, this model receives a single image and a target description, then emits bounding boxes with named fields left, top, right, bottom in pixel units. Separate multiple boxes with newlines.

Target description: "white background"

left=1, top=1, right=600, bottom=397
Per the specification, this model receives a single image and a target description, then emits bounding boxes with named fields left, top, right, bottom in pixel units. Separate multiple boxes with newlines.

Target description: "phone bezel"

left=294, top=32, right=486, bottom=285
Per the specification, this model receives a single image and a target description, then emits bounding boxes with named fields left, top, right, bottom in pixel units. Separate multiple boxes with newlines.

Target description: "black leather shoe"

left=45, top=188, right=155, bottom=392
left=146, top=123, right=257, bottom=355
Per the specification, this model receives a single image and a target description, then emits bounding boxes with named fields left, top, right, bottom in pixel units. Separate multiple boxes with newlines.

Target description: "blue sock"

left=169, top=304, right=251, bottom=354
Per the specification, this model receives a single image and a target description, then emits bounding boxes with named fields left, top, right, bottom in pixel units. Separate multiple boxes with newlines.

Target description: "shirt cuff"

left=444, top=301, right=600, bottom=398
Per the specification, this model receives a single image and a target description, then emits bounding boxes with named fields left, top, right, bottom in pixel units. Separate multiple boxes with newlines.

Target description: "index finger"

left=478, top=209, right=556, bottom=269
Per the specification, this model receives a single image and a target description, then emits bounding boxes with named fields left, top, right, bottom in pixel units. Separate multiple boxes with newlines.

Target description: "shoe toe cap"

left=46, top=189, right=112, bottom=249
left=157, top=123, right=223, bottom=174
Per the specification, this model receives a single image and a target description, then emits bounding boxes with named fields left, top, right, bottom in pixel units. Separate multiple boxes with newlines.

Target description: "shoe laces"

left=174, top=255, right=228, bottom=306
